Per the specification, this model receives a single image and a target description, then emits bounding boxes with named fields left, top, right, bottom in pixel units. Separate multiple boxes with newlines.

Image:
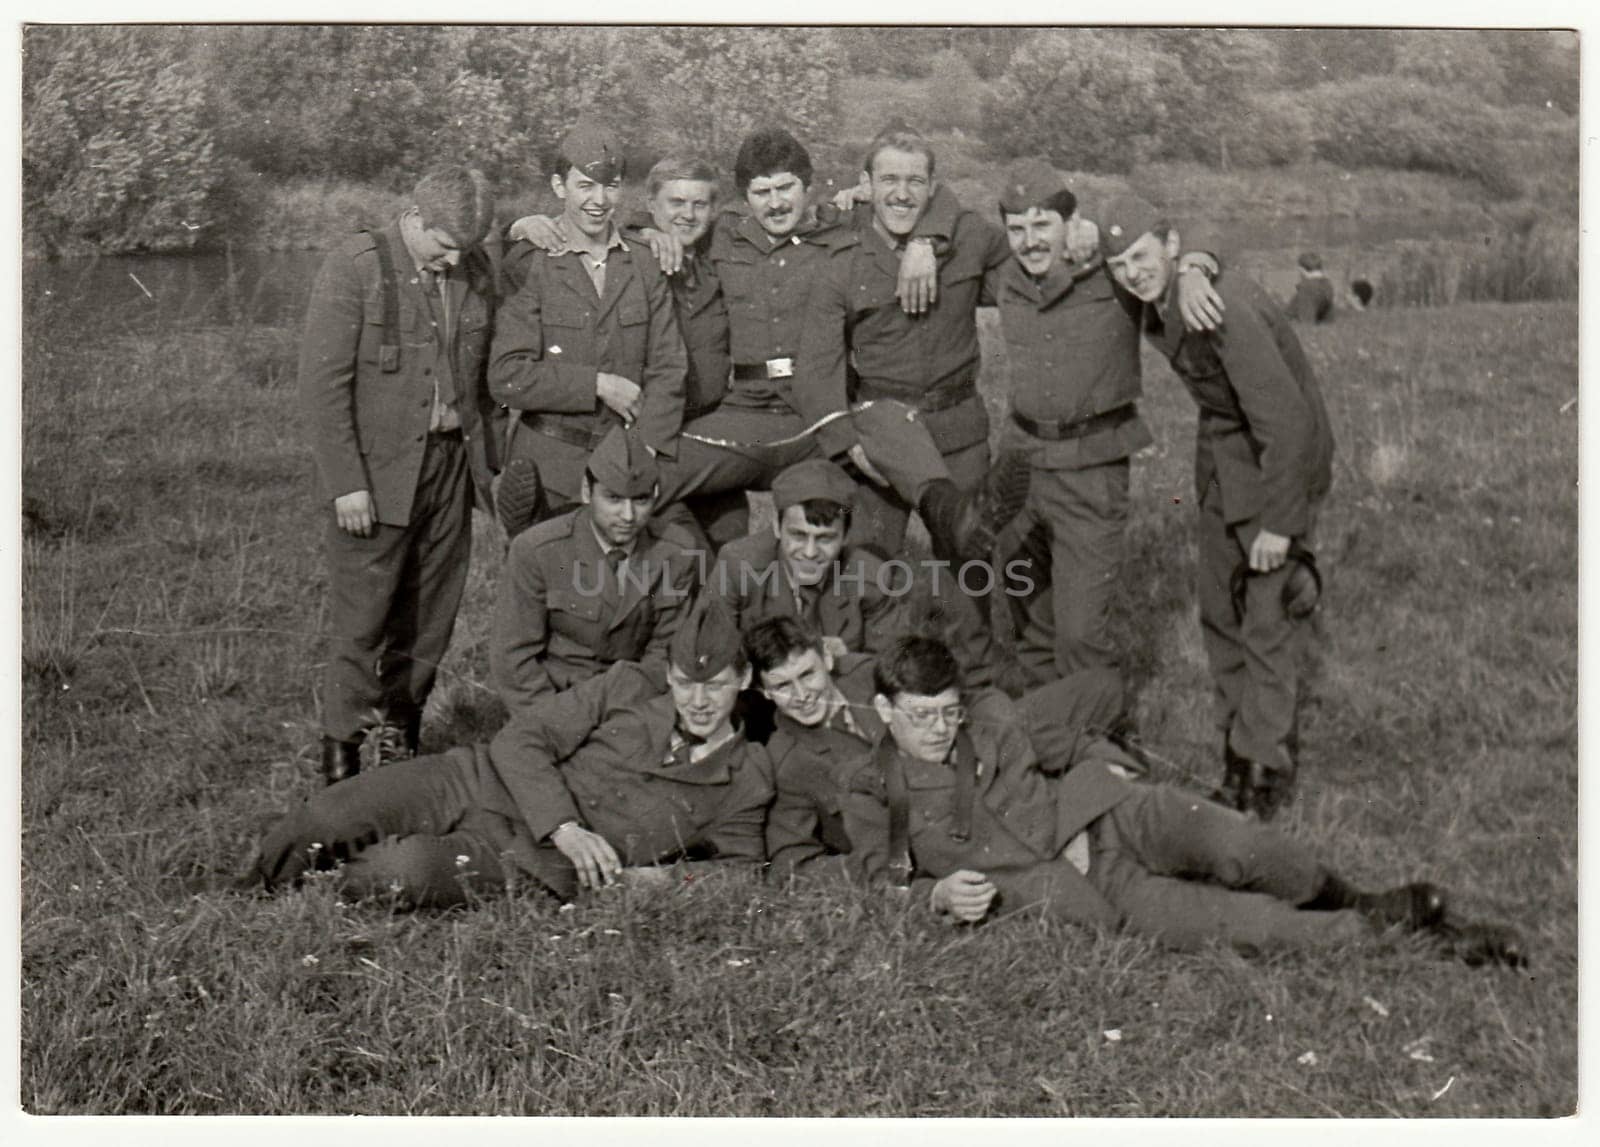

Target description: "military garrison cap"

left=997, top=159, right=1075, bottom=217
left=559, top=122, right=625, bottom=184
left=1297, top=251, right=1324, bottom=272
left=586, top=426, right=658, bottom=498
left=771, top=458, right=856, bottom=513
left=1097, top=193, right=1169, bottom=259
left=670, top=601, right=745, bottom=682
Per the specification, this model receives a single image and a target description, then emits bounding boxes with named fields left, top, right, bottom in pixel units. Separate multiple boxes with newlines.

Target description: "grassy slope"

left=19, top=300, right=1576, bottom=1115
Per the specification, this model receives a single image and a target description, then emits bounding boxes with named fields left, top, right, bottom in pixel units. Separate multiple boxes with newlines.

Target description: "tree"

left=24, top=26, right=223, bottom=254
left=624, top=27, right=847, bottom=163
left=982, top=30, right=1175, bottom=173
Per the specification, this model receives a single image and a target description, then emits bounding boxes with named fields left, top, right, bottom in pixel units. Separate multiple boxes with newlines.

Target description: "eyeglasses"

left=893, top=701, right=966, bottom=730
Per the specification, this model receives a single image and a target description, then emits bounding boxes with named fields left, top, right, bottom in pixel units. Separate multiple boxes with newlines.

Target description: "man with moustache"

left=987, top=160, right=1223, bottom=682
left=299, top=165, right=500, bottom=784
left=249, top=602, right=774, bottom=905
left=492, top=426, right=699, bottom=714
left=511, top=127, right=1028, bottom=560
left=489, top=123, right=687, bottom=536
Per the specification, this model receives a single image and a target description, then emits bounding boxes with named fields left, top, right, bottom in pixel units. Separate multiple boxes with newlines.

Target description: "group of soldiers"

left=272, top=119, right=1523, bottom=965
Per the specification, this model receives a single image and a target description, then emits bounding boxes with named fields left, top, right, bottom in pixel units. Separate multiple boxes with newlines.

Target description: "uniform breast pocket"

left=548, top=579, right=606, bottom=628
left=543, top=300, right=592, bottom=346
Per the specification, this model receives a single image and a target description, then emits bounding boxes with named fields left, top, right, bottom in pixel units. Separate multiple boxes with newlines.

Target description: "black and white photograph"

left=11, top=7, right=1586, bottom=1129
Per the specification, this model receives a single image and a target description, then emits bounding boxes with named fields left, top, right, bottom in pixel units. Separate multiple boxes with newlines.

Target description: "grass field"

left=18, top=293, right=1577, bottom=1116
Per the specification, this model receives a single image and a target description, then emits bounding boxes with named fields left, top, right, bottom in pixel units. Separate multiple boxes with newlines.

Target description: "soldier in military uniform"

left=492, top=426, right=699, bottom=714
left=986, top=160, right=1223, bottom=682
left=510, top=127, right=1027, bottom=562
left=298, top=165, right=500, bottom=784
left=839, top=637, right=1526, bottom=966
left=1100, top=194, right=1334, bottom=819
left=1287, top=251, right=1336, bottom=323
left=249, top=603, right=773, bottom=905
left=749, top=620, right=1125, bottom=885
left=488, top=123, right=687, bottom=534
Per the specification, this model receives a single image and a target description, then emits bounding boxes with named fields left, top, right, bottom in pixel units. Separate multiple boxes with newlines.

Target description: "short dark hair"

left=734, top=127, right=813, bottom=193
left=646, top=154, right=722, bottom=201
left=874, top=635, right=960, bottom=700
left=413, top=166, right=494, bottom=249
left=998, top=189, right=1078, bottom=224
left=863, top=124, right=936, bottom=179
left=745, top=616, right=826, bottom=680
left=789, top=498, right=850, bottom=531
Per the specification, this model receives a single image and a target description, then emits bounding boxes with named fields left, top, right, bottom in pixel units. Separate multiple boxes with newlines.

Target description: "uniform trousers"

left=1006, top=459, right=1132, bottom=682
left=1085, top=784, right=1365, bottom=950
left=321, top=433, right=471, bottom=743
left=850, top=438, right=989, bottom=556
left=1196, top=479, right=1320, bottom=770
left=256, top=747, right=576, bottom=905
left=651, top=400, right=950, bottom=547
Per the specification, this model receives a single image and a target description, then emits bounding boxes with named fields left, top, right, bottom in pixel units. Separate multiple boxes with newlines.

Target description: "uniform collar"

left=551, top=214, right=626, bottom=260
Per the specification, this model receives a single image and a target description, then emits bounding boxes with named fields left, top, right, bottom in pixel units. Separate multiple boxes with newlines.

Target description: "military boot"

left=1302, top=872, right=1448, bottom=932
left=1431, top=918, right=1529, bottom=968
left=320, top=736, right=362, bottom=786
left=1215, top=745, right=1296, bottom=820
left=918, top=450, right=1033, bottom=564
left=496, top=456, right=545, bottom=540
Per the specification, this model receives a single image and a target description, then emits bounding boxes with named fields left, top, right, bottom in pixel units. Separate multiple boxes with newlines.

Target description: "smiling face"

left=758, top=645, right=837, bottom=727
left=874, top=687, right=964, bottom=765
left=866, top=147, right=934, bottom=240
left=1004, top=206, right=1068, bottom=278
left=650, top=177, right=718, bottom=247
left=554, top=167, right=622, bottom=240
left=745, top=171, right=808, bottom=238
left=775, top=504, right=846, bottom=587
left=582, top=477, right=656, bottom=549
left=668, top=663, right=749, bottom=740
left=1106, top=229, right=1181, bottom=303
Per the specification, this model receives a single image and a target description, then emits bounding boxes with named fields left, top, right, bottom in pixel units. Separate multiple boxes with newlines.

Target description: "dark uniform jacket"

left=492, top=508, right=701, bottom=710
left=709, top=531, right=904, bottom=653
left=1146, top=274, right=1335, bottom=538
left=488, top=235, right=687, bottom=458
left=298, top=220, right=499, bottom=525
left=801, top=201, right=1011, bottom=456
left=1287, top=276, right=1335, bottom=324
left=484, top=662, right=774, bottom=865
left=667, top=247, right=732, bottom=418
left=764, top=653, right=884, bottom=877
left=842, top=688, right=1134, bottom=927
left=986, top=256, right=1154, bottom=471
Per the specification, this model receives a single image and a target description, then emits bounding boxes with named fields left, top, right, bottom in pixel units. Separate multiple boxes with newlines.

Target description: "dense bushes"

left=24, top=27, right=224, bottom=255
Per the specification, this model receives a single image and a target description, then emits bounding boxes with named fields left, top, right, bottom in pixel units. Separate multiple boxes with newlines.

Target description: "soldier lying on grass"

left=841, top=634, right=1527, bottom=967
left=248, top=602, right=772, bottom=905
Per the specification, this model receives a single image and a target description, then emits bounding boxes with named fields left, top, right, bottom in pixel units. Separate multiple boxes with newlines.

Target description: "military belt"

left=522, top=412, right=605, bottom=450
left=732, top=357, right=796, bottom=381
left=1012, top=403, right=1136, bottom=442
left=857, top=367, right=977, bottom=414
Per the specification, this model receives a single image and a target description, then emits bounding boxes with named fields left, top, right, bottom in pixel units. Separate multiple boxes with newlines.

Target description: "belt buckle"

left=766, top=357, right=794, bottom=380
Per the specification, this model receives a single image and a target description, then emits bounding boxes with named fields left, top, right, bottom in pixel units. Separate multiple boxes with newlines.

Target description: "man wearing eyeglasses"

left=840, top=635, right=1526, bottom=966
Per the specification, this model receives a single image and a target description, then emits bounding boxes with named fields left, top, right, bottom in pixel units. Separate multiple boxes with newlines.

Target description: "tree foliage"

left=24, top=26, right=223, bottom=255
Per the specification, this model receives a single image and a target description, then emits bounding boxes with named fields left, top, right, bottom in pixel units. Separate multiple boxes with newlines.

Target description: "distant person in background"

left=298, top=165, right=500, bottom=785
left=1287, top=251, right=1335, bottom=323
left=1347, top=277, right=1375, bottom=311
left=1101, top=195, right=1334, bottom=821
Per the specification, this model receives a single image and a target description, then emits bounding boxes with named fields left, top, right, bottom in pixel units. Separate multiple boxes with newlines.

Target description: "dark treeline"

left=20, top=25, right=1579, bottom=256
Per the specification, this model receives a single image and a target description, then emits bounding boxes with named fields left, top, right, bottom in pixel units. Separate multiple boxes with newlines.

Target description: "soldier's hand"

left=821, top=635, right=850, bottom=661
left=847, top=443, right=889, bottom=486
left=898, top=238, right=938, bottom=316
left=551, top=823, right=622, bottom=890
left=930, top=869, right=997, bottom=923
left=830, top=179, right=870, bottom=213
left=596, top=372, right=643, bottom=425
left=333, top=490, right=376, bottom=537
left=1248, top=528, right=1292, bottom=573
left=1176, top=262, right=1225, bottom=332
left=639, top=228, right=684, bottom=276
left=1065, top=214, right=1099, bottom=263
left=508, top=214, right=562, bottom=252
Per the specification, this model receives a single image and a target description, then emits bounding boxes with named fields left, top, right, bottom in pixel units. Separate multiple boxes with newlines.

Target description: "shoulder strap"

left=881, top=739, right=913, bottom=888
left=949, top=730, right=979, bottom=843
left=364, top=228, right=402, bottom=372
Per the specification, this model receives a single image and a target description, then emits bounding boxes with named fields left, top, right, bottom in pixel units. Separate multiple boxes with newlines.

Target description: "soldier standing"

left=299, top=166, right=500, bottom=784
